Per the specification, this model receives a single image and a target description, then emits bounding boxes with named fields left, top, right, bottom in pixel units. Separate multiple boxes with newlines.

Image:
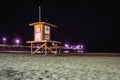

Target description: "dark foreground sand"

left=0, top=53, right=120, bottom=80
left=59, top=53, right=120, bottom=57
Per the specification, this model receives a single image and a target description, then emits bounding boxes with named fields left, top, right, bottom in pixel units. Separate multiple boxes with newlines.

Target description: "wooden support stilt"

left=58, top=46, right=62, bottom=55
left=31, top=43, right=33, bottom=55
left=42, top=46, right=44, bottom=53
left=55, top=44, right=58, bottom=55
left=45, top=42, right=47, bottom=55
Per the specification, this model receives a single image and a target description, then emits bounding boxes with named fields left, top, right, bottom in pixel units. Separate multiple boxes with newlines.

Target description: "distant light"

left=3, top=37, right=6, bottom=44
left=64, top=50, right=69, bottom=53
left=15, top=39, right=20, bottom=45
left=76, top=45, right=80, bottom=49
left=64, top=44, right=69, bottom=48
left=3, top=37, right=6, bottom=41
left=51, top=51, right=57, bottom=54
left=77, top=50, right=84, bottom=53
left=80, top=45, right=84, bottom=49
left=52, top=43, right=55, bottom=46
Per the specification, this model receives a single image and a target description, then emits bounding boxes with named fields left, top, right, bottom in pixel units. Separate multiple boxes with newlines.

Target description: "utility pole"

left=34, top=0, right=42, bottom=22
left=39, top=6, right=41, bottom=22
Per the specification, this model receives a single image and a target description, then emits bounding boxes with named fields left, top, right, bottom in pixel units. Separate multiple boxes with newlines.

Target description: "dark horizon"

left=0, top=0, right=119, bottom=53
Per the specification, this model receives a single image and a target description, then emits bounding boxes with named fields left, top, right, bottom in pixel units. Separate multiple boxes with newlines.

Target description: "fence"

left=0, top=44, right=31, bottom=53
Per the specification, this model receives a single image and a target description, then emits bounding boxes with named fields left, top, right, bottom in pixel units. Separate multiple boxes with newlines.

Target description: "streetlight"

left=15, top=39, right=20, bottom=45
left=3, top=37, right=6, bottom=44
left=2, top=37, right=6, bottom=52
left=3, top=37, right=6, bottom=45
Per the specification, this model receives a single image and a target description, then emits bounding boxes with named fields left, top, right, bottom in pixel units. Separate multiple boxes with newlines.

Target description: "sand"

left=0, top=53, right=120, bottom=80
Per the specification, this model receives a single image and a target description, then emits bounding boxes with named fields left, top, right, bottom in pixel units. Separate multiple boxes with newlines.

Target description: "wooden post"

left=55, top=44, right=58, bottom=55
left=58, top=46, right=62, bottom=55
left=45, top=42, right=47, bottom=55
left=31, top=43, right=33, bottom=55
left=42, top=45, right=44, bottom=53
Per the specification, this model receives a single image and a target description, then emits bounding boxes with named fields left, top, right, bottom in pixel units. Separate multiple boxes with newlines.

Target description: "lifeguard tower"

left=26, top=6, right=62, bottom=55
left=27, top=22, right=62, bottom=55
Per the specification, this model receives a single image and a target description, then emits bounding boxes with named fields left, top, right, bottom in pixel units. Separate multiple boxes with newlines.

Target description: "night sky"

left=0, top=0, right=119, bottom=53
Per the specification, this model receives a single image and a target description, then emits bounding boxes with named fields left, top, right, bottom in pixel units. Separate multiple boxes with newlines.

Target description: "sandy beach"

left=0, top=53, right=120, bottom=80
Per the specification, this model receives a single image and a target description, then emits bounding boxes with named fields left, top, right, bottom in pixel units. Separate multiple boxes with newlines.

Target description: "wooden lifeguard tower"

left=26, top=22, right=62, bottom=55
left=26, top=5, right=62, bottom=55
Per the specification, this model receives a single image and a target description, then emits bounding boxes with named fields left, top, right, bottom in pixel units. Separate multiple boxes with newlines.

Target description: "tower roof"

left=29, top=22, right=57, bottom=28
